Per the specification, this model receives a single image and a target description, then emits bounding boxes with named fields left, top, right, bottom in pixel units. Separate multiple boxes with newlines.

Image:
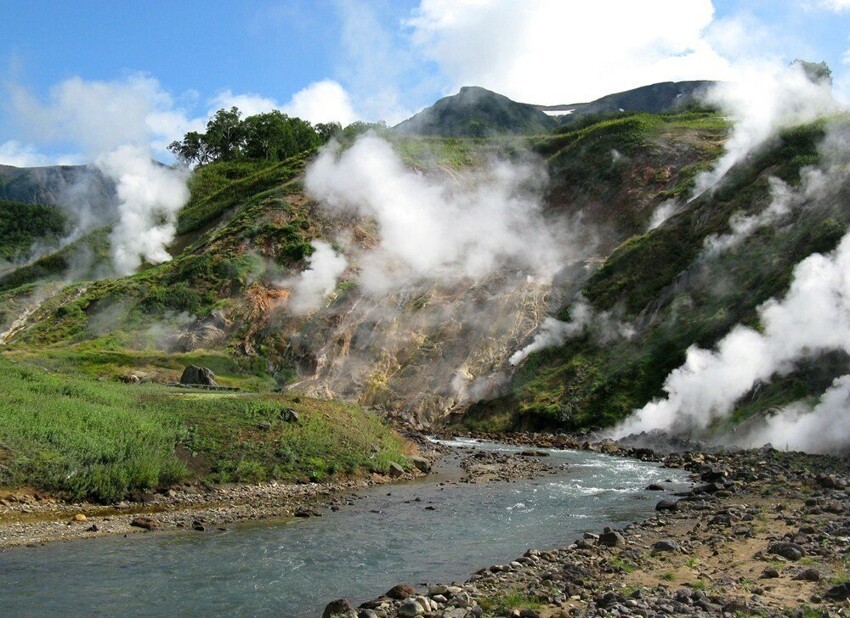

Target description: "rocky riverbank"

left=0, top=437, right=552, bottom=550
left=326, top=437, right=850, bottom=617
left=0, top=432, right=441, bottom=550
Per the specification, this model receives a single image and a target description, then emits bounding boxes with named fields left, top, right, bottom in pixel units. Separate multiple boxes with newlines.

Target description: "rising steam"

left=96, top=145, right=191, bottom=276
left=509, top=298, right=634, bottom=366
left=304, top=134, right=564, bottom=294
left=285, top=241, right=349, bottom=315
left=611, top=226, right=850, bottom=450
left=692, top=62, right=840, bottom=197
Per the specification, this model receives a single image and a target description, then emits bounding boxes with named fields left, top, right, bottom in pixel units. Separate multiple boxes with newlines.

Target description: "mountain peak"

left=393, top=86, right=557, bottom=138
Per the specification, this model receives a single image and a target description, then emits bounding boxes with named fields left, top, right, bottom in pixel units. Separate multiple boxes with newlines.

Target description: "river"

left=0, top=439, right=690, bottom=616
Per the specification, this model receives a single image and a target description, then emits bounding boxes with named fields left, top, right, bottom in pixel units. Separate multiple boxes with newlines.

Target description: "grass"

left=0, top=355, right=410, bottom=503
left=476, top=588, right=544, bottom=614
left=176, top=153, right=311, bottom=236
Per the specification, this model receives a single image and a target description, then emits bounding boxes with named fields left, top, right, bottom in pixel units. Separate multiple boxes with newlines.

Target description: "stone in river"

left=322, top=598, right=357, bottom=618
left=598, top=527, right=625, bottom=547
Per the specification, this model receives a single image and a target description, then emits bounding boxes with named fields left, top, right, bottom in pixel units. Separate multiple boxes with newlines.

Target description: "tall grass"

left=0, top=355, right=410, bottom=502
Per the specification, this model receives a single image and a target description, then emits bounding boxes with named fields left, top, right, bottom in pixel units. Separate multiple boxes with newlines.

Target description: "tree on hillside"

left=792, top=59, right=833, bottom=85
left=169, top=107, right=334, bottom=166
left=203, top=107, right=246, bottom=161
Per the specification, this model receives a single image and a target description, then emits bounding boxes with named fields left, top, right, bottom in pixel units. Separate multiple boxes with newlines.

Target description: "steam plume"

left=692, top=62, right=840, bottom=197
left=96, top=145, right=190, bottom=276
left=509, top=299, right=634, bottom=366
left=611, top=228, right=850, bottom=443
left=304, top=134, right=563, bottom=294
left=286, top=241, right=349, bottom=315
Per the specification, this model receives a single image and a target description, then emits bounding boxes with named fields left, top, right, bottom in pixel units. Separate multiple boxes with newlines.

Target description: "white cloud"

left=407, top=0, right=733, bottom=104
left=817, top=0, right=850, bottom=11
left=283, top=80, right=358, bottom=125
left=9, top=75, right=188, bottom=156
left=210, top=80, right=358, bottom=126
left=208, top=89, right=280, bottom=118
left=0, top=140, right=80, bottom=167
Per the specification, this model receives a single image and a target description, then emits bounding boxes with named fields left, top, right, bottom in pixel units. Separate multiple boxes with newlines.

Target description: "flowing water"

left=0, top=440, right=690, bottom=616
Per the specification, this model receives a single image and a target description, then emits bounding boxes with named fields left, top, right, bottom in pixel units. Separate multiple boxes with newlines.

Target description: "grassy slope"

left=0, top=354, right=410, bottom=502
left=0, top=200, right=66, bottom=262
left=0, top=150, right=418, bottom=502
left=467, top=116, right=850, bottom=432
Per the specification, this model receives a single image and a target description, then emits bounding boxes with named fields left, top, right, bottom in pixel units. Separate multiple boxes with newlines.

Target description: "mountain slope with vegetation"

left=393, top=86, right=558, bottom=137
left=2, top=82, right=848, bottom=498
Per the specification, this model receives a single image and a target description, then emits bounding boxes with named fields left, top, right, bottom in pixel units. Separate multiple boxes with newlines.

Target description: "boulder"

left=768, top=542, right=805, bottom=561
left=179, top=365, right=217, bottom=386
left=386, top=584, right=417, bottom=600
left=280, top=408, right=300, bottom=423
left=397, top=599, right=424, bottom=617
left=322, top=599, right=357, bottom=618
left=598, top=527, right=625, bottom=547
left=825, top=582, right=850, bottom=601
left=411, top=456, right=432, bottom=473
left=793, top=567, right=821, bottom=582
left=387, top=462, right=405, bottom=478
left=655, top=499, right=678, bottom=512
left=653, top=539, right=679, bottom=553
left=130, top=516, right=159, bottom=531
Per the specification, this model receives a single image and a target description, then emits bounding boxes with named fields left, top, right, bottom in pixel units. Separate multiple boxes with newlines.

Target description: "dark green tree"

left=203, top=107, right=245, bottom=161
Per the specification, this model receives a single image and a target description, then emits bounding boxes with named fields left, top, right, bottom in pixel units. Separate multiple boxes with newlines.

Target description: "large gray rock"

left=411, top=456, right=432, bottom=473
left=653, top=539, right=679, bottom=552
left=387, top=462, right=405, bottom=478
left=179, top=365, right=218, bottom=386
left=768, top=542, right=805, bottom=561
left=397, top=599, right=424, bottom=617
left=598, top=527, right=625, bottom=547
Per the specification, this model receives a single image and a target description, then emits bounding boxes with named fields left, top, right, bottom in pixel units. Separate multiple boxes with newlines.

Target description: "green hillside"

left=2, top=87, right=849, bottom=497
left=393, top=86, right=557, bottom=137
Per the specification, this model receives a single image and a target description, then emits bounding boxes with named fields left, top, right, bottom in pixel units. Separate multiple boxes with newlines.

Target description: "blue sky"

left=1, top=0, right=849, bottom=165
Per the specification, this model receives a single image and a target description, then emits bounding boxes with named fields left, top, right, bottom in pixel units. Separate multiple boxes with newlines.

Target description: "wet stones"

left=655, top=499, right=678, bottom=512
left=386, top=584, right=418, bottom=600
left=410, top=456, right=432, bottom=474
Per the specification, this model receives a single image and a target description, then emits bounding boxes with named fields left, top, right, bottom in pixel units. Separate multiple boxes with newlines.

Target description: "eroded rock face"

left=268, top=274, right=559, bottom=427
left=179, top=365, right=218, bottom=386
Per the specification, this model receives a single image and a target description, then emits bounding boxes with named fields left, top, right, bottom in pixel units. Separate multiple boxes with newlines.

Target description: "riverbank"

left=335, top=437, right=850, bottom=617
left=0, top=437, right=557, bottom=550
